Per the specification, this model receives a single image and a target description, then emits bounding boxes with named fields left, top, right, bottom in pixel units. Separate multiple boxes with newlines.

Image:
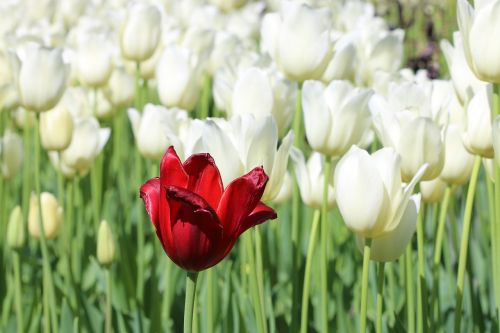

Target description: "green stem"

left=206, top=269, right=214, bottom=333
left=300, top=209, right=320, bottom=333
left=290, top=84, right=303, bottom=333
left=360, top=238, right=372, bottom=333
left=376, top=262, right=385, bottom=333
left=198, top=75, right=211, bottom=118
left=416, top=202, right=427, bottom=333
left=454, top=155, right=481, bottom=333
left=254, top=227, right=267, bottom=329
left=320, top=155, right=331, bottom=333
left=22, top=115, right=31, bottom=223
left=244, top=233, right=267, bottom=333
left=184, top=272, right=199, bottom=333
left=406, top=245, right=415, bottom=333
left=105, top=269, right=112, bottom=333
left=13, top=251, right=23, bottom=333
left=431, top=186, right=451, bottom=328
left=161, top=260, right=173, bottom=330
left=34, top=114, right=58, bottom=333
left=493, top=83, right=500, bottom=323
left=135, top=153, right=145, bottom=304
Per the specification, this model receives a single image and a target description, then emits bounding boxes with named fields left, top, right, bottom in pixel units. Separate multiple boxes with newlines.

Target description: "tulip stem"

left=320, top=155, right=331, bottom=332
left=244, top=232, right=268, bottom=333
left=135, top=152, right=145, bottom=304
left=493, top=83, right=500, bottom=322
left=206, top=268, right=214, bottom=333
left=360, top=238, right=372, bottom=333
left=34, top=114, right=58, bottom=333
left=198, top=74, right=211, bottom=119
left=290, top=84, right=303, bottom=332
left=105, top=268, right=112, bottom=333
left=13, top=251, right=23, bottom=333
left=184, top=272, right=199, bottom=333
left=416, top=202, right=428, bottom=333
left=299, top=209, right=320, bottom=333
left=405, top=245, right=415, bottom=333
left=431, top=186, right=451, bottom=328
left=454, top=155, right=481, bottom=333
left=376, top=262, right=385, bottom=333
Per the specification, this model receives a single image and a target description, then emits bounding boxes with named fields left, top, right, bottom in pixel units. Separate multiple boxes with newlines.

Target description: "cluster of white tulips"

left=1, top=0, right=500, bottom=332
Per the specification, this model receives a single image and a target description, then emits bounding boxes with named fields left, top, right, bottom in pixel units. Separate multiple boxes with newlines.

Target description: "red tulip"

left=140, top=146, right=277, bottom=272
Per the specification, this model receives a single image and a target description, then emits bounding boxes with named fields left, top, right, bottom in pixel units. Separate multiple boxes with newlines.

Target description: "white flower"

left=40, top=103, right=74, bottom=151
left=303, top=80, right=372, bottom=156
left=290, top=148, right=335, bottom=209
left=335, top=146, right=426, bottom=261
left=128, top=104, right=188, bottom=160
left=0, top=129, right=23, bottom=179
left=261, top=1, right=332, bottom=82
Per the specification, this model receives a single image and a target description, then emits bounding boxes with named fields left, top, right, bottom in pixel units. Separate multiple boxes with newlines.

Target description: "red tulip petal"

left=160, top=146, right=188, bottom=188
left=216, top=166, right=268, bottom=238
left=236, top=202, right=277, bottom=237
left=166, top=186, right=223, bottom=236
left=183, top=153, right=224, bottom=209
left=166, top=186, right=223, bottom=271
left=215, top=202, right=277, bottom=264
left=139, top=177, right=161, bottom=230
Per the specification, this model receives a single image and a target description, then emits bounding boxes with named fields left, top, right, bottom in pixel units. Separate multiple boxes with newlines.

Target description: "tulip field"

left=2, top=0, right=500, bottom=332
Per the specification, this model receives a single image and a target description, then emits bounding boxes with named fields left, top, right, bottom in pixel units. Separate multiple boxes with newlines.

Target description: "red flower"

left=140, top=146, right=277, bottom=272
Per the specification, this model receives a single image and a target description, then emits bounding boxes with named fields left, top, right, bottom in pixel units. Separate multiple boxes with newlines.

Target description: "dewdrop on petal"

left=7, top=206, right=24, bottom=250
left=28, top=192, right=63, bottom=240
left=97, top=220, right=116, bottom=265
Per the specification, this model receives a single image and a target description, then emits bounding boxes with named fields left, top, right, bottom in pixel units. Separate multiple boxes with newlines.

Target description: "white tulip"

left=40, top=103, right=74, bottom=151
left=230, top=66, right=296, bottom=137
left=335, top=146, right=426, bottom=261
left=104, top=67, right=135, bottom=108
left=420, top=178, right=447, bottom=203
left=273, top=171, right=293, bottom=204
left=61, top=117, right=110, bottom=174
left=321, top=35, right=357, bottom=82
left=302, top=80, right=372, bottom=156
left=17, top=45, right=67, bottom=112
left=49, top=152, right=77, bottom=178
left=441, top=124, right=475, bottom=185
left=6, top=206, right=24, bottom=250
left=0, top=129, right=23, bottom=179
left=28, top=192, right=63, bottom=240
left=156, top=46, right=202, bottom=111
left=128, top=104, right=188, bottom=160
left=462, top=84, right=494, bottom=158
left=290, top=148, right=335, bottom=209
left=121, top=2, right=162, bottom=62
left=197, top=115, right=293, bottom=201
left=441, top=32, right=486, bottom=103
left=261, top=1, right=332, bottom=82
left=76, top=33, right=113, bottom=88
left=457, top=0, right=500, bottom=83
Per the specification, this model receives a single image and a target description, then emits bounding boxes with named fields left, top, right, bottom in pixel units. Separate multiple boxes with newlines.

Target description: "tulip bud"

left=40, top=104, right=74, bottom=151
left=104, top=67, right=135, bottom=108
left=28, top=192, right=63, bottom=240
left=121, top=2, right=162, bottom=62
left=457, top=0, right=500, bottom=83
left=17, top=45, right=67, bottom=112
left=420, top=178, right=447, bottom=204
left=156, top=46, right=202, bottom=111
left=6, top=206, right=24, bottom=250
left=97, top=220, right=116, bottom=265
left=76, top=33, right=113, bottom=88
left=1, top=129, right=23, bottom=179
left=261, top=2, right=332, bottom=82
left=12, top=107, right=36, bottom=130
